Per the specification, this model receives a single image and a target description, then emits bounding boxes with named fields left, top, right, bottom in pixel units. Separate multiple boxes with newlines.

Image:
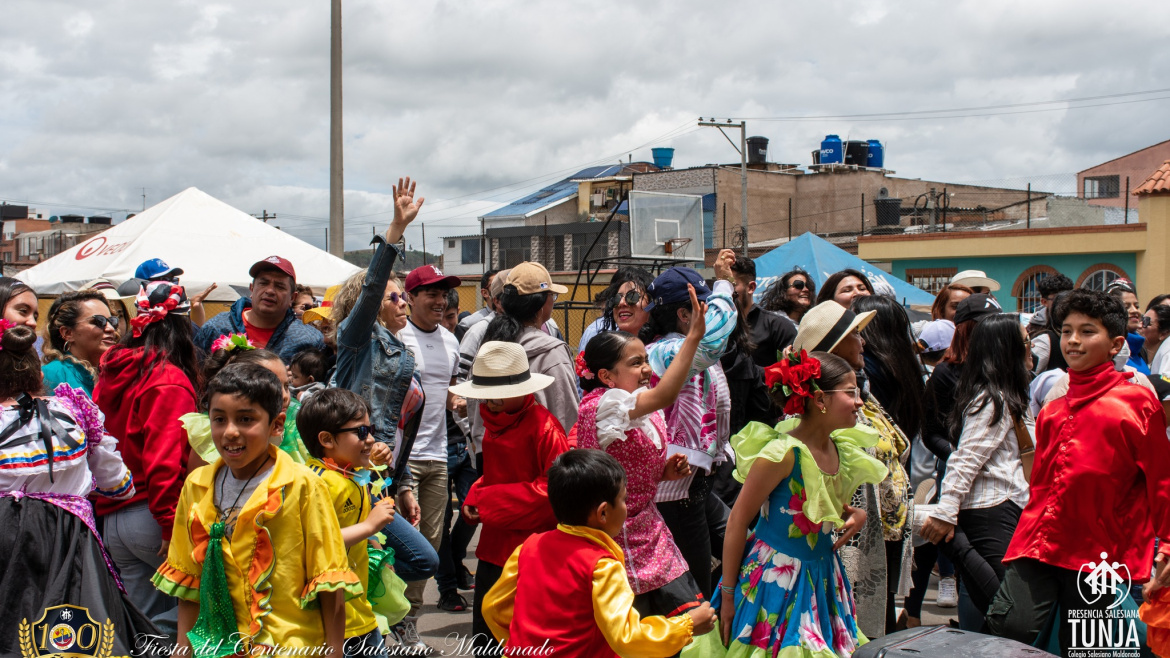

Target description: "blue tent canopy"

left=753, top=232, right=935, bottom=307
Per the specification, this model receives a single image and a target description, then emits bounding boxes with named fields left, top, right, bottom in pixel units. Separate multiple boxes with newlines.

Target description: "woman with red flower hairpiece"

left=712, top=350, right=886, bottom=657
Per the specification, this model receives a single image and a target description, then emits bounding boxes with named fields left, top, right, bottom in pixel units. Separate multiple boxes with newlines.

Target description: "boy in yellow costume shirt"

left=153, top=362, right=359, bottom=657
left=300, top=388, right=397, bottom=657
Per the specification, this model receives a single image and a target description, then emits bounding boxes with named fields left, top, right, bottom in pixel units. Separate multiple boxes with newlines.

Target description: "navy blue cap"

left=645, top=267, right=711, bottom=312
left=134, top=258, right=183, bottom=281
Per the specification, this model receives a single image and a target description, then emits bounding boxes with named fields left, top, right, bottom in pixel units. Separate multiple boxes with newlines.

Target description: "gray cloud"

left=1, top=0, right=1167, bottom=252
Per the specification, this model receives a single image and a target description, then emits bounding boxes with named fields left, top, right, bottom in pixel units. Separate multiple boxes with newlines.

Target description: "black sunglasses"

left=613, top=290, right=642, bottom=306
left=330, top=424, right=375, bottom=440
left=788, top=280, right=807, bottom=291
left=296, top=302, right=317, bottom=312
left=88, top=315, right=120, bottom=330
left=1143, top=316, right=1154, bottom=328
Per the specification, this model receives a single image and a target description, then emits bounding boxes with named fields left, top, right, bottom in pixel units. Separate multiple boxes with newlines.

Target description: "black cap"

left=953, top=293, right=1002, bottom=325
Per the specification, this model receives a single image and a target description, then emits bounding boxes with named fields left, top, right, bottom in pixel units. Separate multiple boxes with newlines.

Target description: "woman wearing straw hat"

left=453, top=340, right=570, bottom=652
left=792, top=300, right=911, bottom=639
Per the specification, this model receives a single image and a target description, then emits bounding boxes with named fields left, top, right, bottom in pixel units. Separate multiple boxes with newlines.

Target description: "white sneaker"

left=387, top=616, right=435, bottom=656
left=936, top=576, right=959, bottom=608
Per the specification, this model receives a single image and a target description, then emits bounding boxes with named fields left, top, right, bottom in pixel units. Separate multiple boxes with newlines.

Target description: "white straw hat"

left=793, top=301, right=877, bottom=354
left=950, top=269, right=1001, bottom=292
left=449, top=341, right=554, bottom=400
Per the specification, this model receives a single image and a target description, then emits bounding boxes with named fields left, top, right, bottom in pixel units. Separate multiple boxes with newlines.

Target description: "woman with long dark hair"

left=92, top=281, right=200, bottom=623
left=0, top=322, right=158, bottom=656
left=920, top=313, right=1031, bottom=624
left=760, top=268, right=816, bottom=327
left=577, top=266, right=654, bottom=354
left=817, top=268, right=873, bottom=308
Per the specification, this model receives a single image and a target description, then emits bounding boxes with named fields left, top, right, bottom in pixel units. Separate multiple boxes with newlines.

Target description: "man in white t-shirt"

left=399, top=263, right=464, bottom=618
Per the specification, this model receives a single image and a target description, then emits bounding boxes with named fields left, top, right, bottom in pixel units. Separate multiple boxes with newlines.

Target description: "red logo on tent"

left=76, top=237, right=106, bottom=260
left=75, top=236, right=130, bottom=260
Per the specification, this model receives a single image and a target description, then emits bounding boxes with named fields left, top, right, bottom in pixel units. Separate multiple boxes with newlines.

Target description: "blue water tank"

left=820, top=135, right=842, bottom=164
left=866, top=140, right=884, bottom=169
left=651, top=147, right=675, bottom=169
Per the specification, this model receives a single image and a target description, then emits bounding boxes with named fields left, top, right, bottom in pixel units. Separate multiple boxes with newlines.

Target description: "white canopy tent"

left=17, top=187, right=360, bottom=302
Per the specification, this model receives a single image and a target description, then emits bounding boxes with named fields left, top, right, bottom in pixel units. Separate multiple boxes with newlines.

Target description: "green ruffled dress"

left=182, top=398, right=311, bottom=465
left=712, top=418, right=888, bottom=657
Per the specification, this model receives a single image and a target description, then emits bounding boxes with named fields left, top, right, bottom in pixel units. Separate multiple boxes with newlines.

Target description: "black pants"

left=657, top=471, right=730, bottom=600
left=885, top=539, right=905, bottom=634
left=470, top=560, right=504, bottom=651
left=936, top=499, right=1021, bottom=616
left=986, top=558, right=1113, bottom=655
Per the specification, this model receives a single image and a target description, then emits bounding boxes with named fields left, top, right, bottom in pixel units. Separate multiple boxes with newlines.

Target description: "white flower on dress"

left=798, top=610, right=830, bottom=653
left=762, top=551, right=800, bottom=591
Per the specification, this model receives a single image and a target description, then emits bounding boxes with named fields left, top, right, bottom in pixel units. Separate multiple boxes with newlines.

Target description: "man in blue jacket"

left=194, top=255, right=325, bottom=363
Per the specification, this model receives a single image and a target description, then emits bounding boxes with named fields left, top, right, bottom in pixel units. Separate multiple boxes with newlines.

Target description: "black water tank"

left=747, top=136, right=769, bottom=164
left=874, top=197, right=902, bottom=226
left=843, top=140, right=869, bottom=166
left=60, top=214, right=85, bottom=223
left=88, top=216, right=112, bottom=225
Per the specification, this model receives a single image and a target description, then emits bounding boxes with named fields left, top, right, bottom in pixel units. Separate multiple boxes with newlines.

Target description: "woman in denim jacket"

left=329, top=179, right=440, bottom=605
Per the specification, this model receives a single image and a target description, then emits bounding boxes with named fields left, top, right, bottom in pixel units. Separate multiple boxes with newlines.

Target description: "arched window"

left=1012, top=266, right=1059, bottom=314
left=1076, top=263, right=1129, bottom=292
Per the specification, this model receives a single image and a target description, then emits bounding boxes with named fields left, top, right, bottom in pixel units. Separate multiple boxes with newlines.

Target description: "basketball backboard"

left=628, top=190, right=704, bottom=260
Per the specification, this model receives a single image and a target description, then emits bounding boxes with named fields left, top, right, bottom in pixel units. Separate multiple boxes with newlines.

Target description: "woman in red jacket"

left=93, top=281, right=200, bottom=622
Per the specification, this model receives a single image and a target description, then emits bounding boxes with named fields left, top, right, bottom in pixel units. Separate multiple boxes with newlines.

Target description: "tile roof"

left=1134, top=160, right=1170, bottom=196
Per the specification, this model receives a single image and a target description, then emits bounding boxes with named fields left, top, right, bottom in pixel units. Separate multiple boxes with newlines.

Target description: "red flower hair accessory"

left=764, top=349, right=822, bottom=416
left=0, top=318, right=14, bottom=351
left=575, top=351, right=594, bottom=380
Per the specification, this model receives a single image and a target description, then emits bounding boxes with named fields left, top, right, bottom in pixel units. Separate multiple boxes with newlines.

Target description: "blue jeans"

left=436, top=441, right=478, bottom=595
left=381, top=511, right=439, bottom=583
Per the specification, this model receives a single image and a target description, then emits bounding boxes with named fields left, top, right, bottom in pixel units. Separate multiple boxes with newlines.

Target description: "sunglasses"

left=613, top=290, right=643, bottom=306
left=88, top=315, right=120, bottom=330
left=1143, top=316, right=1154, bottom=328
left=384, top=292, right=403, bottom=305
left=330, top=424, right=375, bottom=440
left=788, top=280, right=808, bottom=291
left=296, top=302, right=317, bottom=312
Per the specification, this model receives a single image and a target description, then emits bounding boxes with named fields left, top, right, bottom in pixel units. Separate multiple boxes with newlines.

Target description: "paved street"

left=401, top=526, right=957, bottom=654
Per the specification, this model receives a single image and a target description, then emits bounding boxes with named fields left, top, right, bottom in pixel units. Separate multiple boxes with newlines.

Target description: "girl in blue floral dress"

left=714, top=351, right=887, bottom=657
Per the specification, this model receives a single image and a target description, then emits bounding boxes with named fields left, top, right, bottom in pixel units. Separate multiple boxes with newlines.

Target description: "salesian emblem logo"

left=19, top=605, right=115, bottom=658
left=1078, top=551, right=1131, bottom=610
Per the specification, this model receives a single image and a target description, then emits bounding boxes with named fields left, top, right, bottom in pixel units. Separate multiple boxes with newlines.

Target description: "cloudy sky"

left=2, top=0, right=1168, bottom=252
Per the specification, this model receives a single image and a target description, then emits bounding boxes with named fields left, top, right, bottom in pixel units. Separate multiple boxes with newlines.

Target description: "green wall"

left=890, top=253, right=1137, bottom=311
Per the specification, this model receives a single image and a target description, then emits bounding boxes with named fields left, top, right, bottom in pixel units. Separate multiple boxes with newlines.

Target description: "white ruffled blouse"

left=594, top=387, right=665, bottom=450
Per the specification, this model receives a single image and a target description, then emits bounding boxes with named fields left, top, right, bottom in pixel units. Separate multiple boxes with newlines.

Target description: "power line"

left=737, top=87, right=1170, bottom=121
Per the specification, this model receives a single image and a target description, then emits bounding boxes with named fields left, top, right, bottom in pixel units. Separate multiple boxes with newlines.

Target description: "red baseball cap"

left=249, top=256, right=296, bottom=282
left=404, top=264, right=461, bottom=293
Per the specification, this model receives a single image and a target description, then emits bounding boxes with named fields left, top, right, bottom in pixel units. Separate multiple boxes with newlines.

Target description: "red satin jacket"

left=1005, top=362, right=1170, bottom=581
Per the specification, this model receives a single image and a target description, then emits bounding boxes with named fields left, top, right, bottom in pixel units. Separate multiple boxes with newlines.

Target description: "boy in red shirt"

left=988, top=289, right=1170, bottom=653
left=451, top=340, right=571, bottom=651
left=484, top=449, right=715, bottom=657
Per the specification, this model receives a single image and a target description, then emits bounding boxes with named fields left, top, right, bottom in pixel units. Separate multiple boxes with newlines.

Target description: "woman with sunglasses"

left=1142, top=303, right=1170, bottom=379
left=42, top=290, right=120, bottom=397
left=760, top=269, right=816, bottom=327
left=327, top=178, right=440, bottom=653
left=293, top=284, right=317, bottom=319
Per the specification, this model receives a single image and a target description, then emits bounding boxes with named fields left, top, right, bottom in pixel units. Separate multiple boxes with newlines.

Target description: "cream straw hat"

left=793, top=301, right=877, bottom=354
left=449, top=341, right=554, bottom=400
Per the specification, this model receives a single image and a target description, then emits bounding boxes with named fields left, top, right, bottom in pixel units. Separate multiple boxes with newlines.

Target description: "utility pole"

left=698, top=118, right=749, bottom=255
left=141, top=188, right=146, bottom=211
left=328, top=0, right=344, bottom=257
left=421, top=224, right=427, bottom=265
left=257, top=210, right=276, bottom=223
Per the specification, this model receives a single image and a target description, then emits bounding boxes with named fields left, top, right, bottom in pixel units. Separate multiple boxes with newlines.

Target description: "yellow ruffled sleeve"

left=731, top=419, right=888, bottom=529
left=297, top=474, right=363, bottom=608
left=482, top=545, right=521, bottom=643
left=181, top=412, right=219, bottom=464
left=151, top=479, right=202, bottom=602
left=592, top=558, right=694, bottom=657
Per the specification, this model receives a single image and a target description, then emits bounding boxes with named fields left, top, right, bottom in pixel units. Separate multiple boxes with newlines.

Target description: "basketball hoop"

left=664, top=237, right=692, bottom=256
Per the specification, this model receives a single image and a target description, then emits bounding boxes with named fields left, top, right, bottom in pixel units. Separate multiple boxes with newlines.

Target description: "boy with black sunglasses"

left=299, top=387, right=397, bottom=657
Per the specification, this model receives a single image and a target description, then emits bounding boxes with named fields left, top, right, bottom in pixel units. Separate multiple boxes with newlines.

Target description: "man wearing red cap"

left=399, top=263, right=465, bottom=624
left=194, top=255, right=325, bottom=363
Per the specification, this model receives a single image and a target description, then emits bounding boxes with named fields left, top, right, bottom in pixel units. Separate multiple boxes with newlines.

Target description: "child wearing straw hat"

left=451, top=341, right=571, bottom=651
